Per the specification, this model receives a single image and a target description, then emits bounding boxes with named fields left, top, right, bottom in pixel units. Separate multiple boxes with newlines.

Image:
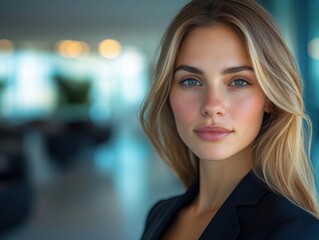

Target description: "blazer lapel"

left=144, top=182, right=199, bottom=240
left=199, top=171, right=268, bottom=240
left=144, top=171, right=268, bottom=240
left=200, top=197, right=240, bottom=239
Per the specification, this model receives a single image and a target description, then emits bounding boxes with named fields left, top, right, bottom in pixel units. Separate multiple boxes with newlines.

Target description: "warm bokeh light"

left=56, top=40, right=90, bottom=58
left=98, top=39, right=122, bottom=59
left=308, top=38, right=319, bottom=60
left=0, top=39, right=14, bottom=56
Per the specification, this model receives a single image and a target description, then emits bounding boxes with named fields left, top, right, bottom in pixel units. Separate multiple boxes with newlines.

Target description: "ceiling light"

left=56, top=40, right=90, bottom=59
left=0, top=39, right=14, bottom=56
left=99, top=39, right=122, bottom=59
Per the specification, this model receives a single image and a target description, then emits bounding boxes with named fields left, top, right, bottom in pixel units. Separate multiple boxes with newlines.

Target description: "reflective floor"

left=2, top=113, right=184, bottom=240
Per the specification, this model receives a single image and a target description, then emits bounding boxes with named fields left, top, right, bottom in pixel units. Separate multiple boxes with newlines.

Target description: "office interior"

left=0, top=0, right=318, bottom=239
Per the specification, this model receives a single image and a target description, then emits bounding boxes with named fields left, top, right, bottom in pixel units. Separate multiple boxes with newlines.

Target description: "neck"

left=194, top=147, right=251, bottom=214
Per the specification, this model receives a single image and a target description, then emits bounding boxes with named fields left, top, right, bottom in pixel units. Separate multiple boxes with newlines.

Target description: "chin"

left=193, top=151, right=233, bottom=162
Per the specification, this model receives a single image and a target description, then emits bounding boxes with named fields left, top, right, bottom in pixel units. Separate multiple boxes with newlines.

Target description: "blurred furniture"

left=0, top=123, right=32, bottom=235
left=53, top=74, right=91, bottom=107
left=44, top=119, right=112, bottom=170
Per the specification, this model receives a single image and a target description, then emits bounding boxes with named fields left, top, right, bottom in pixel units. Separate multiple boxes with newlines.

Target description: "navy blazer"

left=141, top=172, right=319, bottom=239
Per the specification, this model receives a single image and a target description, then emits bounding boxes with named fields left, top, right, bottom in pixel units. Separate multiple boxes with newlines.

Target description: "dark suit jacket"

left=141, top=172, right=319, bottom=239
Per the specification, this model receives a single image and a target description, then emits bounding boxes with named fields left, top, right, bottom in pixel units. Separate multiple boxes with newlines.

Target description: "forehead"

left=176, top=24, right=252, bottom=68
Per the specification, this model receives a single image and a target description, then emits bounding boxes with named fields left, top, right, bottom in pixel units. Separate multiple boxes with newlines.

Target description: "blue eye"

left=180, top=78, right=202, bottom=87
left=229, top=79, right=251, bottom=88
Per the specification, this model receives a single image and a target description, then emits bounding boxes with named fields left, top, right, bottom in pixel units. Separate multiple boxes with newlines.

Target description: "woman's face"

left=170, top=24, right=267, bottom=162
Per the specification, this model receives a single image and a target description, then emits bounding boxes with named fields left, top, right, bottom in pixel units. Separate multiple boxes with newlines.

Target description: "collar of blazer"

left=145, top=171, right=269, bottom=240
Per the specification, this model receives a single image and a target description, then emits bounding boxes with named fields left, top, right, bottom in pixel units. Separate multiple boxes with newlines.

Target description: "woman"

left=140, top=0, right=319, bottom=239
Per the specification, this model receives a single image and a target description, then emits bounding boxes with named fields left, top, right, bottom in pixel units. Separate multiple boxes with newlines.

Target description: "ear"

left=264, top=99, right=271, bottom=113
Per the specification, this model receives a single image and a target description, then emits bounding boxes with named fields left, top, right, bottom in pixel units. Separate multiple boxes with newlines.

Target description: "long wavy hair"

left=140, top=0, right=319, bottom=217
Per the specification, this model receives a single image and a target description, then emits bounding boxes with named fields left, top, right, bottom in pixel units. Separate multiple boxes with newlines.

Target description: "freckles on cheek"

left=170, top=91, right=196, bottom=128
left=233, top=96, right=265, bottom=123
left=171, top=98, right=188, bottom=121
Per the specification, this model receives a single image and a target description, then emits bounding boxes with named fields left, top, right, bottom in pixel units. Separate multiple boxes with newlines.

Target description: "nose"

left=200, top=88, right=226, bottom=118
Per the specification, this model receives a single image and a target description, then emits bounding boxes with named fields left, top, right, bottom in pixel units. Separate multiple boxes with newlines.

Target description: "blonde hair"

left=140, top=0, right=319, bottom=217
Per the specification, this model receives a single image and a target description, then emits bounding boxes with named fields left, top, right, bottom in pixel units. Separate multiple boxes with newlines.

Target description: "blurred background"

left=0, top=0, right=318, bottom=239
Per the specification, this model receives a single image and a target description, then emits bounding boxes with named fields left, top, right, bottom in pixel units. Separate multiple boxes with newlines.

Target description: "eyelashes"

left=228, top=79, right=252, bottom=88
left=179, top=78, right=202, bottom=87
left=178, top=77, right=252, bottom=88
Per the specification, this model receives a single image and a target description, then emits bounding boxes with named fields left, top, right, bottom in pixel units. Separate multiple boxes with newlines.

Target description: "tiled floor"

left=2, top=116, right=184, bottom=240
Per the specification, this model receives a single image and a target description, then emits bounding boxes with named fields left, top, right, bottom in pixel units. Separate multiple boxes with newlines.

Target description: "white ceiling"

left=0, top=0, right=189, bottom=57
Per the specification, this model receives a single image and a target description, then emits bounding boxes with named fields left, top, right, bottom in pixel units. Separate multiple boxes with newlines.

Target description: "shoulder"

left=265, top=211, right=319, bottom=239
left=260, top=190, right=317, bottom=220
left=249, top=190, right=319, bottom=239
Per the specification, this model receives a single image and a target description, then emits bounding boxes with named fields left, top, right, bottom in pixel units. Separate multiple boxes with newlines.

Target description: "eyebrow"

left=174, top=65, right=254, bottom=75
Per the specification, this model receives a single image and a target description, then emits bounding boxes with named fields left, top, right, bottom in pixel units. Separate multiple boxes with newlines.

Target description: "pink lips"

left=194, top=125, right=233, bottom=141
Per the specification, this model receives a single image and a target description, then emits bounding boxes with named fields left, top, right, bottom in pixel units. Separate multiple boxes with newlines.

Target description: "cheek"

left=170, top=93, right=187, bottom=123
left=170, top=90, right=197, bottom=128
left=231, top=93, right=265, bottom=127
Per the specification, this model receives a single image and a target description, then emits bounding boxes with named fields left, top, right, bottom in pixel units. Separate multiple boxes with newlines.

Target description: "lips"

left=194, top=125, right=233, bottom=141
